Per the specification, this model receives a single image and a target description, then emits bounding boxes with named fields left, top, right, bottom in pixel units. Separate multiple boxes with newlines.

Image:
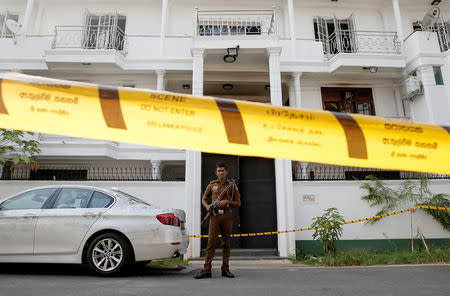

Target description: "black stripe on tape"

left=441, top=125, right=450, bottom=134
left=214, top=98, right=249, bottom=145
left=332, top=112, right=368, bottom=159
left=0, top=78, right=9, bottom=115
left=98, top=86, right=127, bottom=130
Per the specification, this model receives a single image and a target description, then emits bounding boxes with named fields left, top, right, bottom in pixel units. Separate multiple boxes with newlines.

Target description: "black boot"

left=194, top=270, right=212, bottom=279
left=221, top=269, right=235, bottom=278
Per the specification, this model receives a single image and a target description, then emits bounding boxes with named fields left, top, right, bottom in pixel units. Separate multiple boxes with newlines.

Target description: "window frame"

left=87, top=191, right=114, bottom=209
left=321, top=87, right=376, bottom=116
left=0, top=188, right=59, bottom=211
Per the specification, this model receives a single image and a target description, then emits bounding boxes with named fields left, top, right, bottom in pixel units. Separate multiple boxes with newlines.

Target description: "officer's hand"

left=206, top=204, right=212, bottom=211
left=217, top=200, right=229, bottom=208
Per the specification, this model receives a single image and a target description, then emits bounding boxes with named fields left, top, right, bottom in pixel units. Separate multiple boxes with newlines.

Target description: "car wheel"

left=86, top=233, right=132, bottom=276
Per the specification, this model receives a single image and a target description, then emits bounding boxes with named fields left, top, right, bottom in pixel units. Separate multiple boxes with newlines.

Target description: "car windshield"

left=111, top=190, right=151, bottom=206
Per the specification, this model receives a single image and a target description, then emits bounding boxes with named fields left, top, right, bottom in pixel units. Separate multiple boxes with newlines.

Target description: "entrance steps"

left=192, top=248, right=285, bottom=261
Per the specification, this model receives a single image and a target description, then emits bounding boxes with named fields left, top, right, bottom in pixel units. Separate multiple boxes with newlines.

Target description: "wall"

left=294, top=180, right=450, bottom=243
left=0, top=180, right=185, bottom=210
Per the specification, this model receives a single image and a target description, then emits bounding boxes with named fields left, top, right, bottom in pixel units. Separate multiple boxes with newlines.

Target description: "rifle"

left=201, top=181, right=235, bottom=226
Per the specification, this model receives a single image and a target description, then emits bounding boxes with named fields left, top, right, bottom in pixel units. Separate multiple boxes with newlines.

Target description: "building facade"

left=1, top=0, right=450, bottom=258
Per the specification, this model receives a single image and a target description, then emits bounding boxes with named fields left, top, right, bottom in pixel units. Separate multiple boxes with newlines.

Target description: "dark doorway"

left=201, top=153, right=277, bottom=249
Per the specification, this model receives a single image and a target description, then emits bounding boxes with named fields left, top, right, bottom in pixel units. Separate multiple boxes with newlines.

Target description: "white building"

left=1, top=0, right=449, bottom=258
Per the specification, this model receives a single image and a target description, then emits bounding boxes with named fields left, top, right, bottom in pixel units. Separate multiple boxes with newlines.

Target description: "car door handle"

left=82, top=213, right=98, bottom=217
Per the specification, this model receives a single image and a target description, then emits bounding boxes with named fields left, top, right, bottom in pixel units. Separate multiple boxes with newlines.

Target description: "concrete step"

left=195, top=248, right=282, bottom=261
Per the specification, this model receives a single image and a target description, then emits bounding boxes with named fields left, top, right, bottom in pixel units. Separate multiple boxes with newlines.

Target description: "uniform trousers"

left=204, top=212, right=233, bottom=272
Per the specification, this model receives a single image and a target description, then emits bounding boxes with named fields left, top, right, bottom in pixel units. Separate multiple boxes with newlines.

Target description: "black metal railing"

left=3, top=167, right=184, bottom=182
left=293, top=163, right=450, bottom=181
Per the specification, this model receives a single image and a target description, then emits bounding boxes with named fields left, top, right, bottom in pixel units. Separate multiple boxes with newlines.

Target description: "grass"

left=147, top=257, right=189, bottom=268
left=293, top=248, right=450, bottom=266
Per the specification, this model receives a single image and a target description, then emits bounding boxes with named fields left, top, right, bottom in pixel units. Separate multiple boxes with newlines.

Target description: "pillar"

left=267, top=47, right=296, bottom=258
left=159, top=0, right=168, bottom=56
left=185, top=47, right=205, bottom=258
left=287, top=0, right=296, bottom=57
left=20, top=0, right=36, bottom=36
left=151, top=160, right=162, bottom=180
left=392, top=0, right=404, bottom=45
left=156, top=69, right=166, bottom=91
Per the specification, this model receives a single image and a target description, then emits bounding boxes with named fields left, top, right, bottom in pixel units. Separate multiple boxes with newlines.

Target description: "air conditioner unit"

left=401, top=76, right=422, bottom=100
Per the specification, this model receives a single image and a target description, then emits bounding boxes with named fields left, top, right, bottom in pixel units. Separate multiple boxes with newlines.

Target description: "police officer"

left=194, top=162, right=241, bottom=279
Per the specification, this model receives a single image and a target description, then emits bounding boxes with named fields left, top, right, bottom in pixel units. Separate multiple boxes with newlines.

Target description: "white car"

left=0, top=185, right=189, bottom=276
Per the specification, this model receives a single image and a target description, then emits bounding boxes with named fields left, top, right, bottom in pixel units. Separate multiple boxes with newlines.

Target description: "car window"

left=88, top=191, right=113, bottom=208
left=1, top=188, right=56, bottom=210
left=53, top=188, right=93, bottom=209
left=111, top=189, right=150, bottom=206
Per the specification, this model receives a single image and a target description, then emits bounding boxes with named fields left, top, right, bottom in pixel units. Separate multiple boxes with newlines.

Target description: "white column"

left=287, top=0, right=296, bottom=57
left=288, top=80, right=295, bottom=107
left=185, top=47, right=205, bottom=258
left=267, top=47, right=283, bottom=106
left=292, top=72, right=302, bottom=108
left=267, top=47, right=295, bottom=257
left=393, top=87, right=405, bottom=117
left=192, top=48, right=205, bottom=96
left=151, top=160, right=162, bottom=180
left=20, top=0, right=36, bottom=36
left=156, top=69, right=166, bottom=91
left=159, top=0, right=168, bottom=57
left=392, top=0, right=404, bottom=44
left=416, top=66, right=436, bottom=123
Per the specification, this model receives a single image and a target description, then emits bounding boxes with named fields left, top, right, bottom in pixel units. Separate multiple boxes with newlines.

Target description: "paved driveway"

left=0, top=263, right=449, bottom=296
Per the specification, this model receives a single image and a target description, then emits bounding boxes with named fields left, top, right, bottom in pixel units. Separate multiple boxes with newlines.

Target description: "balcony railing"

left=52, top=25, right=127, bottom=55
left=293, top=162, right=449, bottom=181
left=323, top=30, right=401, bottom=59
left=195, top=8, right=276, bottom=37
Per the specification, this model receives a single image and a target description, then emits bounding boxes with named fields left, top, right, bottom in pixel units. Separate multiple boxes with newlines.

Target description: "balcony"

left=195, top=8, right=276, bottom=37
left=52, top=25, right=127, bottom=54
left=323, top=30, right=401, bottom=59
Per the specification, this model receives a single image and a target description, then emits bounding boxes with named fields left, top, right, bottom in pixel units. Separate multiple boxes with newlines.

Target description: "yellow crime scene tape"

left=189, top=206, right=450, bottom=238
left=0, top=73, right=449, bottom=175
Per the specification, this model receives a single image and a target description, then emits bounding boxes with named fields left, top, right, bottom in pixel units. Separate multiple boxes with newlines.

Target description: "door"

left=0, top=188, right=57, bottom=255
left=201, top=154, right=277, bottom=249
left=238, top=157, right=277, bottom=249
left=34, top=188, right=104, bottom=255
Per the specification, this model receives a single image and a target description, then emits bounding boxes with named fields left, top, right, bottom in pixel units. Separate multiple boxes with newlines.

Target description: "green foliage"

left=310, top=207, right=345, bottom=256
left=147, top=257, right=188, bottom=267
left=294, top=248, right=450, bottom=266
left=361, top=175, right=450, bottom=231
left=0, top=129, right=40, bottom=169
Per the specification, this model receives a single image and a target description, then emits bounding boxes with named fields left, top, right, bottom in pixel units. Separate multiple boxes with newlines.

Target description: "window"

left=83, top=12, right=126, bottom=50
left=53, top=188, right=93, bottom=209
left=0, top=189, right=56, bottom=210
left=321, top=88, right=375, bottom=115
left=314, top=15, right=356, bottom=54
left=0, top=12, right=19, bottom=38
left=433, top=66, right=444, bottom=85
left=88, top=191, right=113, bottom=208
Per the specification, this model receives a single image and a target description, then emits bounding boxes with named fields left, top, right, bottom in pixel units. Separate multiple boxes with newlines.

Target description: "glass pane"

left=88, top=191, right=113, bottom=208
left=433, top=66, right=444, bottom=85
left=1, top=189, right=56, bottom=210
left=53, top=188, right=93, bottom=209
